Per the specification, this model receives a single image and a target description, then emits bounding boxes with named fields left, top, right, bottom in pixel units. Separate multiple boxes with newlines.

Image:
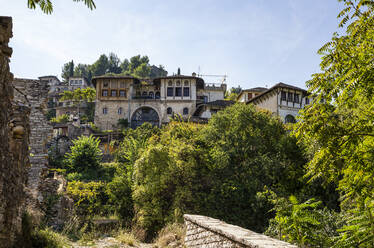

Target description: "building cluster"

left=42, top=70, right=311, bottom=132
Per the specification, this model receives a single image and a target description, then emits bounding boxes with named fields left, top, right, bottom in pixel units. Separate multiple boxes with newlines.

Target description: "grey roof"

left=242, top=87, right=268, bottom=92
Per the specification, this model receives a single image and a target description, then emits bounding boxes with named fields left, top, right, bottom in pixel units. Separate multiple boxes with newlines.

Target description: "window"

left=248, top=93, right=253, bottom=99
left=155, top=91, right=161, bottom=99
left=183, top=107, right=189, bottom=115
left=111, top=90, right=117, bottom=97
left=168, top=80, right=173, bottom=86
left=103, top=82, right=109, bottom=88
left=287, top=92, right=293, bottom=101
left=167, top=87, right=174, bottom=97
left=305, top=97, right=309, bottom=105
left=102, top=90, right=108, bottom=97
left=119, top=90, right=126, bottom=97
left=111, top=81, right=118, bottom=88
left=142, top=91, right=147, bottom=96
left=167, top=107, right=172, bottom=115
left=103, top=107, right=108, bottom=115
left=294, top=94, right=299, bottom=103
left=175, top=87, right=182, bottom=96
left=183, top=87, right=190, bottom=97
left=281, top=91, right=286, bottom=101
left=79, top=80, right=83, bottom=84
left=184, top=80, right=189, bottom=86
left=176, top=80, right=181, bottom=86
left=149, top=92, right=154, bottom=98
left=120, top=82, right=126, bottom=88
left=118, top=107, right=122, bottom=115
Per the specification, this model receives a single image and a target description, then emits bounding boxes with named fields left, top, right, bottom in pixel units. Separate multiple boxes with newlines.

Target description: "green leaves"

left=27, top=0, right=96, bottom=14
left=295, top=1, right=374, bottom=247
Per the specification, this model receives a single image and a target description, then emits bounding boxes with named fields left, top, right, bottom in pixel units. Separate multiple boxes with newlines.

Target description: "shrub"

left=50, top=114, right=69, bottom=124
left=64, top=135, right=102, bottom=174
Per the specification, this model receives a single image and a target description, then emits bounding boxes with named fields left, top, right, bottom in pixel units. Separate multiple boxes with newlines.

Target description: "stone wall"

left=0, top=16, right=31, bottom=248
left=13, top=78, right=53, bottom=221
left=184, top=215, right=297, bottom=248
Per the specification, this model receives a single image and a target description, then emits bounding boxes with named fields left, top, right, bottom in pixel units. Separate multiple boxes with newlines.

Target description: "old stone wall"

left=184, top=215, right=297, bottom=248
left=13, top=78, right=53, bottom=221
left=0, top=16, right=30, bottom=248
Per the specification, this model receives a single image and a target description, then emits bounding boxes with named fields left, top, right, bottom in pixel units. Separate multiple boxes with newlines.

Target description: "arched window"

left=118, top=107, right=123, bottom=115
left=167, top=107, right=172, bottom=115
left=183, top=107, right=189, bottom=115
left=155, top=91, right=161, bottom=99
left=142, top=91, right=147, bottom=96
left=149, top=92, right=154, bottom=98
left=184, top=80, right=189, bottom=86
left=168, top=80, right=173, bottom=86
left=176, top=80, right=181, bottom=86
left=285, top=114, right=296, bottom=123
left=103, top=107, right=108, bottom=115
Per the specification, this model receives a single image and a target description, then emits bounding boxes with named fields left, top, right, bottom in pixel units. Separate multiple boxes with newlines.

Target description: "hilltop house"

left=92, top=73, right=228, bottom=130
left=246, top=82, right=311, bottom=123
left=237, top=87, right=268, bottom=102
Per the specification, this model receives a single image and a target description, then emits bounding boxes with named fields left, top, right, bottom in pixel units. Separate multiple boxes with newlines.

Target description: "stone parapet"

left=184, top=215, right=297, bottom=248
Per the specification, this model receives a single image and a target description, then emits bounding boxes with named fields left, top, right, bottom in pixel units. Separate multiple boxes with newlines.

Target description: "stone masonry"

left=13, top=78, right=53, bottom=221
left=0, top=16, right=31, bottom=248
left=184, top=215, right=297, bottom=248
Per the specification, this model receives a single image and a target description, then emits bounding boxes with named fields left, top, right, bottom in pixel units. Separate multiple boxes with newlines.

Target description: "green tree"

left=108, top=52, right=122, bottom=74
left=61, top=60, right=74, bottom=82
left=133, top=63, right=150, bottom=78
left=295, top=1, right=374, bottom=246
left=91, top=54, right=109, bottom=76
left=224, top=86, right=241, bottom=101
left=120, top=59, right=130, bottom=74
left=128, top=104, right=306, bottom=237
left=64, top=135, right=102, bottom=173
left=60, top=87, right=96, bottom=121
left=27, top=0, right=95, bottom=14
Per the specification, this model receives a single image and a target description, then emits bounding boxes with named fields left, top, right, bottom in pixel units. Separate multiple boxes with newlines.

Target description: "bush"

left=64, top=135, right=102, bottom=174
left=50, top=114, right=69, bottom=124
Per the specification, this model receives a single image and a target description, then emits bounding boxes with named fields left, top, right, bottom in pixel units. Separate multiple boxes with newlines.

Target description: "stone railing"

left=184, top=215, right=297, bottom=248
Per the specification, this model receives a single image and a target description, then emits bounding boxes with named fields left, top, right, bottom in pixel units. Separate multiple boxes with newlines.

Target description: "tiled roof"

left=246, top=82, right=307, bottom=104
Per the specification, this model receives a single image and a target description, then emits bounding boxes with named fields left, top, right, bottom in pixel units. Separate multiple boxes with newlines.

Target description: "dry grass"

left=154, top=223, right=186, bottom=248
left=116, top=230, right=139, bottom=247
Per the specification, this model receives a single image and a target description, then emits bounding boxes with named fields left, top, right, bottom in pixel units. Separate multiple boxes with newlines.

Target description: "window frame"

left=183, top=87, right=190, bottom=97
left=167, top=87, right=174, bottom=97
left=175, top=87, right=182, bottom=97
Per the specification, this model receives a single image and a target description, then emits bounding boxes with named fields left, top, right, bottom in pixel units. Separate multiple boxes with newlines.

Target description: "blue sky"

left=2, top=0, right=343, bottom=89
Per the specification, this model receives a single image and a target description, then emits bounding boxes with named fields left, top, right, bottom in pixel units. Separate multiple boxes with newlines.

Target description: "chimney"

left=192, top=72, right=196, bottom=77
left=177, top=68, right=181, bottom=75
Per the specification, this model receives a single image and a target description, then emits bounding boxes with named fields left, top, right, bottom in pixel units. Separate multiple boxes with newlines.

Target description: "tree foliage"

left=64, top=135, right=102, bottom=173
left=295, top=0, right=374, bottom=246
left=63, top=54, right=168, bottom=84
left=112, top=104, right=307, bottom=238
left=27, top=0, right=96, bottom=14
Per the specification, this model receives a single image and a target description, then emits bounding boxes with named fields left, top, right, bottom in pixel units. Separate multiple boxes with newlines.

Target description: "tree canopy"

left=295, top=0, right=374, bottom=246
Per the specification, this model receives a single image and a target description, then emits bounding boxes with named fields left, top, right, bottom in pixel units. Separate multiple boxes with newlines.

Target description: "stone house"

left=246, top=82, right=312, bottom=123
left=237, top=87, right=268, bottom=102
left=55, top=76, right=93, bottom=121
left=93, top=73, right=228, bottom=130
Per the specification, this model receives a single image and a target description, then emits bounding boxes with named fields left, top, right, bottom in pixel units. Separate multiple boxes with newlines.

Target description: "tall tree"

left=61, top=60, right=74, bottom=82
left=27, top=0, right=96, bottom=14
left=120, top=59, right=130, bottom=74
left=295, top=0, right=374, bottom=246
left=108, top=52, right=122, bottom=74
left=91, top=54, right=109, bottom=76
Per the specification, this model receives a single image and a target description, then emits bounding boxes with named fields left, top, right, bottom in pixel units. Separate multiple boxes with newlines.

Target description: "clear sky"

left=2, top=0, right=343, bottom=89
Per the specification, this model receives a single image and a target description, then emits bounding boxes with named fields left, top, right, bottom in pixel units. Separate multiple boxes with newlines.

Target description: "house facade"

left=246, top=83, right=311, bottom=123
left=237, top=87, right=267, bottom=102
left=93, top=74, right=228, bottom=130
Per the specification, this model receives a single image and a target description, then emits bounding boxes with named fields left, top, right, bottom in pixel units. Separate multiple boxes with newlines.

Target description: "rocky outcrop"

left=184, top=215, right=297, bottom=248
left=0, top=16, right=30, bottom=248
